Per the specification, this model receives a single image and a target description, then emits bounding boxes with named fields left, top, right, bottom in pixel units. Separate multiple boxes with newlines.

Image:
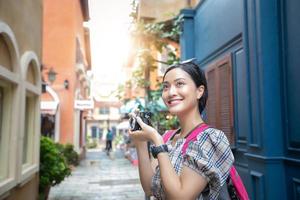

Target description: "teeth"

left=168, top=99, right=181, bottom=104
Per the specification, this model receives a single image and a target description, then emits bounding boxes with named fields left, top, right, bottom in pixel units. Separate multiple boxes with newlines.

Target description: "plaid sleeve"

left=183, top=128, right=234, bottom=200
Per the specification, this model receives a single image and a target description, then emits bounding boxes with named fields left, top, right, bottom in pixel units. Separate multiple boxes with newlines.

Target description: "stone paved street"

left=48, top=148, right=145, bottom=200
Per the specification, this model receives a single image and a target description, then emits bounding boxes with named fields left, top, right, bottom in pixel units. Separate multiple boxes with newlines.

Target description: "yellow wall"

left=0, top=0, right=43, bottom=59
left=138, top=0, right=202, bottom=22
left=4, top=175, right=39, bottom=200
left=138, top=0, right=188, bottom=22
left=0, top=0, right=42, bottom=199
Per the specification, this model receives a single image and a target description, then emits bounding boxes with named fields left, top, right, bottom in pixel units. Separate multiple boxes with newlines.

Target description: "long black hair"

left=162, top=61, right=208, bottom=114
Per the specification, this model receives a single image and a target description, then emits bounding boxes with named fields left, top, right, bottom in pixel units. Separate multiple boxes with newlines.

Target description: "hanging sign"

left=74, top=99, right=94, bottom=110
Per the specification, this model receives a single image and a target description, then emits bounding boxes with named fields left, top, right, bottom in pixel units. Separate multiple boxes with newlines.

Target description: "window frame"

left=0, top=81, right=13, bottom=183
left=22, top=92, right=36, bottom=168
left=17, top=51, right=41, bottom=184
left=0, top=22, right=21, bottom=196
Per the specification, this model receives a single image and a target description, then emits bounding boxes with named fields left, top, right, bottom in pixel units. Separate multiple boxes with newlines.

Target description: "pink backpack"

left=163, top=124, right=249, bottom=200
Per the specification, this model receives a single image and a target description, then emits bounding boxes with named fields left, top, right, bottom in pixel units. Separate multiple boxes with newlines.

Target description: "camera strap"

left=163, top=123, right=210, bottom=154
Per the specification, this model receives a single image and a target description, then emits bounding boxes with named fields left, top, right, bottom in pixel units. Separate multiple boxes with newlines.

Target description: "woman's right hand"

left=129, top=116, right=164, bottom=146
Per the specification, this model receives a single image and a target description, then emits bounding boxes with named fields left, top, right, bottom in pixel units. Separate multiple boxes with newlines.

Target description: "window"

left=0, top=22, right=41, bottom=195
left=0, top=82, right=12, bottom=183
left=99, top=107, right=109, bottom=115
left=0, top=23, right=20, bottom=195
left=18, top=51, right=41, bottom=183
left=0, top=87, right=4, bottom=181
left=22, top=93, right=36, bottom=167
left=0, top=87, right=2, bottom=144
left=205, top=55, right=235, bottom=145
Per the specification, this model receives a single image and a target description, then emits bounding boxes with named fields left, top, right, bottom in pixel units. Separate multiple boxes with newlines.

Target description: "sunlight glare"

left=89, top=0, right=132, bottom=100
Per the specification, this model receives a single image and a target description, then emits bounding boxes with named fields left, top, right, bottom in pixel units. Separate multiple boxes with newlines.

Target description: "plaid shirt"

left=151, top=128, right=234, bottom=200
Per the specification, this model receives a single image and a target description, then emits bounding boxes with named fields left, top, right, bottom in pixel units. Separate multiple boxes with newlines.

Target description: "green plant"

left=114, top=2, right=182, bottom=100
left=112, top=1, right=183, bottom=132
left=128, top=2, right=182, bottom=130
left=56, top=143, right=79, bottom=166
left=86, top=137, right=97, bottom=149
left=114, top=134, right=123, bottom=146
left=39, top=136, right=71, bottom=200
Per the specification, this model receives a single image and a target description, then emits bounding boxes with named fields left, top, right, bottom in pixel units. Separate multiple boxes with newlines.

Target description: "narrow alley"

left=2, top=0, right=300, bottom=199
left=48, top=148, right=145, bottom=200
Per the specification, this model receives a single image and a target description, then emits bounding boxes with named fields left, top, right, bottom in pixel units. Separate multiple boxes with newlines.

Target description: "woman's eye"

left=176, top=82, right=185, bottom=87
left=162, top=84, right=169, bottom=90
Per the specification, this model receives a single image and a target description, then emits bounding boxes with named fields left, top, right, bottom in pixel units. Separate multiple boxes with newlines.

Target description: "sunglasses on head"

left=169, top=58, right=198, bottom=67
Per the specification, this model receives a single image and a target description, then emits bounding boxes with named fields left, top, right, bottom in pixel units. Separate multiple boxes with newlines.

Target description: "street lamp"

left=47, top=67, right=57, bottom=85
left=64, top=79, right=69, bottom=89
left=46, top=67, right=69, bottom=89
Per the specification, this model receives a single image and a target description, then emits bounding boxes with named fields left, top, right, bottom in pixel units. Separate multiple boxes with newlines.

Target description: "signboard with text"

left=74, top=100, right=94, bottom=110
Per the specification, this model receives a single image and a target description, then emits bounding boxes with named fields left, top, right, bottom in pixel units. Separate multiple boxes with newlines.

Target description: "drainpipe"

left=180, top=9, right=195, bottom=60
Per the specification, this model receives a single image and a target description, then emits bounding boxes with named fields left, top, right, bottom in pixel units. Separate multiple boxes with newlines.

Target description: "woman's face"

left=162, top=68, right=203, bottom=115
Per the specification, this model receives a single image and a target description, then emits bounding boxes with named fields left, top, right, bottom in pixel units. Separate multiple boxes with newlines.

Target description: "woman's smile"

left=167, top=98, right=183, bottom=107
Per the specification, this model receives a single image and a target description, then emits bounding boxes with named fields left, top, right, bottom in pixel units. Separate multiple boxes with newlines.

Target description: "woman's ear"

left=197, top=85, right=205, bottom=99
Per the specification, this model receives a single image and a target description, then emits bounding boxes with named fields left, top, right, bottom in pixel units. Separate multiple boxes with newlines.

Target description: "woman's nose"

left=168, top=85, right=177, bottom=96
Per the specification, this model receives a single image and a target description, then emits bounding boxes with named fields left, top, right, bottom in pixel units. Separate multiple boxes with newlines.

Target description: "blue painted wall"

left=194, top=0, right=243, bottom=63
left=180, top=0, right=300, bottom=199
left=281, top=0, right=300, bottom=199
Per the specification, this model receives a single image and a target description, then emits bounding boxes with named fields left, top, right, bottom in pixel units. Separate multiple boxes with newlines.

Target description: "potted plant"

left=39, top=136, right=71, bottom=200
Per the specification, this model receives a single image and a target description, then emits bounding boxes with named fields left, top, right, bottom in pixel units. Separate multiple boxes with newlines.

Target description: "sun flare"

left=88, top=0, right=132, bottom=100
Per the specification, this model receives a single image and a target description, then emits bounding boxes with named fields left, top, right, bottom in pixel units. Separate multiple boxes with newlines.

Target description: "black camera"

left=129, top=111, right=152, bottom=131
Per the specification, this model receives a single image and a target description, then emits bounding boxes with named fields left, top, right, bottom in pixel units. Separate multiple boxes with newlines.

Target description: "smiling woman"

left=129, top=60, right=235, bottom=200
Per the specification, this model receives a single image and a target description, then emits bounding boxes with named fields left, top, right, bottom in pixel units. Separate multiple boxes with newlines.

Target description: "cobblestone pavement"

left=48, top=148, right=145, bottom=200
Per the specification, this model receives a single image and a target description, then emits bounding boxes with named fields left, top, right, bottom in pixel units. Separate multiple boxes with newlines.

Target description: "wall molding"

left=199, top=34, right=242, bottom=67
left=250, top=170, right=265, bottom=200
left=292, top=178, right=300, bottom=199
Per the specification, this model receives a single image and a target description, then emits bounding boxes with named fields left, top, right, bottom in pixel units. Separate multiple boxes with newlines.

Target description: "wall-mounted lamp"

left=46, top=67, right=69, bottom=90
left=42, top=82, right=47, bottom=93
left=64, top=79, right=69, bottom=89
left=47, top=67, right=57, bottom=84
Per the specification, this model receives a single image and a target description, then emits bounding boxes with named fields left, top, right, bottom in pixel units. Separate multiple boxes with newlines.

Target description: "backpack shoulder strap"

left=163, top=130, right=177, bottom=143
left=229, top=166, right=249, bottom=200
left=182, top=124, right=210, bottom=155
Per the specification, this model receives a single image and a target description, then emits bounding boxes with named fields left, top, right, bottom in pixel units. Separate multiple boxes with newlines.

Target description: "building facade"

left=0, top=0, right=43, bottom=199
left=86, top=100, right=122, bottom=143
left=180, top=0, right=300, bottom=199
left=41, top=0, right=91, bottom=156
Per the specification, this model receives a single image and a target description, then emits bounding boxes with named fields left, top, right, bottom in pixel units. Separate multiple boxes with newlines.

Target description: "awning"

left=41, top=85, right=60, bottom=115
left=120, top=98, right=145, bottom=114
left=116, top=121, right=129, bottom=130
left=147, top=97, right=167, bottom=112
left=41, top=101, right=58, bottom=115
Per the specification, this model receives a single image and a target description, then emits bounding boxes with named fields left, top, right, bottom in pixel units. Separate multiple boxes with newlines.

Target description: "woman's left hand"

left=128, top=116, right=163, bottom=145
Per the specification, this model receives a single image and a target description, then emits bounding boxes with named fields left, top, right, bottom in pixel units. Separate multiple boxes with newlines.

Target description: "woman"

left=129, top=60, right=234, bottom=200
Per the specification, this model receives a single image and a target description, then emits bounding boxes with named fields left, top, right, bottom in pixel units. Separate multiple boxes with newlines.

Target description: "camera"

left=129, top=111, right=152, bottom=131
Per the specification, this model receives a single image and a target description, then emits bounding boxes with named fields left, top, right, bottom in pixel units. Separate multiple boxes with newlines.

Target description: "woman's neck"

left=177, top=108, right=204, bottom=138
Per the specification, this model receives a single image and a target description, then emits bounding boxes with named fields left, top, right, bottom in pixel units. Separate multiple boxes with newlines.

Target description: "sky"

left=88, top=0, right=133, bottom=101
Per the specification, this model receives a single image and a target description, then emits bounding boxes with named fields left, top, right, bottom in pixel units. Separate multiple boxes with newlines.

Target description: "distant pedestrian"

left=105, top=129, right=113, bottom=155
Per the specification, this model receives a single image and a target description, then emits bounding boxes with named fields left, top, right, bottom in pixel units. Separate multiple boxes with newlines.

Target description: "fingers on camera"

left=135, top=116, right=144, bottom=126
